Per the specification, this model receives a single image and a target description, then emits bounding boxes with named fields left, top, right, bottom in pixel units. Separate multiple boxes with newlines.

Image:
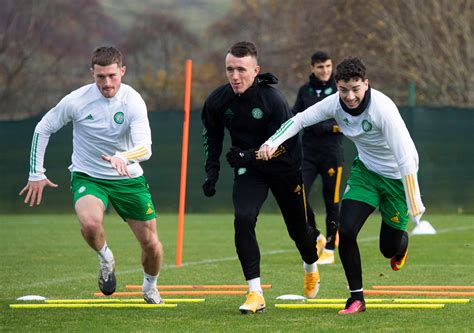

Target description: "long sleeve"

left=265, top=99, right=333, bottom=149
left=28, top=98, right=73, bottom=181
left=28, top=132, right=50, bottom=181
left=201, top=99, right=224, bottom=177
left=379, top=100, right=425, bottom=222
left=402, top=173, right=425, bottom=223
left=115, top=97, right=152, bottom=164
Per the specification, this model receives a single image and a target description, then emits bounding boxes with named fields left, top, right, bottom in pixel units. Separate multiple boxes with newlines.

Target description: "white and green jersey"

left=29, top=83, right=152, bottom=181
left=267, top=88, right=418, bottom=179
left=266, top=88, right=425, bottom=221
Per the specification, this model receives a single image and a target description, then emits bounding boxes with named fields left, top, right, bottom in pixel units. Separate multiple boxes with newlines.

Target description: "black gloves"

left=202, top=169, right=218, bottom=197
left=226, top=146, right=256, bottom=168
left=202, top=177, right=216, bottom=197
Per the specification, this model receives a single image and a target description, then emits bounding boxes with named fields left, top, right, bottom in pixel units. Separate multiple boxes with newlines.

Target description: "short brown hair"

left=228, top=41, right=258, bottom=60
left=91, top=46, right=123, bottom=68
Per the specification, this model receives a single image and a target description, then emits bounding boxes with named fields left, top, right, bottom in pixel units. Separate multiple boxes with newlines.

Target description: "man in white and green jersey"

left=259, top=57, right=425, bottom=315
left=19, top=46, right=164, bottom=304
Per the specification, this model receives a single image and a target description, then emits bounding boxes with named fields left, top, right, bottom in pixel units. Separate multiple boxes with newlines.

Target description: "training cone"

left=412, top=220, right=436, bottom=235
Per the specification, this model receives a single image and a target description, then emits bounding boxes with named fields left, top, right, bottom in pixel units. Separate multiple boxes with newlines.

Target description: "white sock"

left=143, top=272, right=159, bottom=292
left=303, top=261, right=318, bottom=273
left=96, top=243, right=114, bottom=263
left=247, top=277, right=263, bottom=294
left=350, top=288, right=364, bottom=293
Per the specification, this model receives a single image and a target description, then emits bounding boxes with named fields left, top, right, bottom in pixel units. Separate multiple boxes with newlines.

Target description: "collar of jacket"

left=309, top=73, right=335, bottom=89
left=234, top=72, right=278, bottom=98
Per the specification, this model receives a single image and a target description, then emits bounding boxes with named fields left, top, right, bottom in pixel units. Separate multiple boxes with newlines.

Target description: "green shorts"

left=70, top=172, right=156, bottom=221
left=342, top=158, right=409, bottom=230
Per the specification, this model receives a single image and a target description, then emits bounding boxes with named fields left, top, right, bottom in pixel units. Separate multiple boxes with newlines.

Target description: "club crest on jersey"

left=224, top=108, right=234, bottom=119
left=113, top=112, right=125, bottom=124
left=324, top=87, right=333, bottom=95
left=251, top=108, right=263, bottom=119
left=362, top=120, right=372, bottom=132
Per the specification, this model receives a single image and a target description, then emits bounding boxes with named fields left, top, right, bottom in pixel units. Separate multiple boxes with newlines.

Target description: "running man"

left=259, top=57, right=425, bottom=314
left=19, top=46, right=164, bottom=304
left=202, top=41, right=320, bottom=314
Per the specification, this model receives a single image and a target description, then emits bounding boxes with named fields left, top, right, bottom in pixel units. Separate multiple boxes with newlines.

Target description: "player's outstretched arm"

left=19, top=179, right=58, bottom=207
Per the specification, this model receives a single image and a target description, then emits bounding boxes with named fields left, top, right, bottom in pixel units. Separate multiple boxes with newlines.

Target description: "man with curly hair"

left=259, top=56, right=425, bottom=315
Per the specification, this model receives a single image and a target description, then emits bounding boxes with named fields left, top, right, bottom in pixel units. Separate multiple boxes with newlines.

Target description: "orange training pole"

left=371, top=285, right=474, bottom=290
left=125, top=284, right=273, bottom=290
left=176, top=59, right=192, bottom=267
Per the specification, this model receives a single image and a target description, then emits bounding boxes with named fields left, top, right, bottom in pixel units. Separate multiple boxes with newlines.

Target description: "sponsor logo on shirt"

left=113, top=112, right=125, bottom=124
left=251, top=108, right=263, bottom=119
left=328, top=168, right=335, bottom=176
left=85, top=114, right=94, bottom=120
left=343, top=117, right=351, bottom=126
left=78, top=186, right=86, bottom=193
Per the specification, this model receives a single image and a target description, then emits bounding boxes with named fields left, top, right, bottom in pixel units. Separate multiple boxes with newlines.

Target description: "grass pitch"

left=1, top=213, right=473, bottom=332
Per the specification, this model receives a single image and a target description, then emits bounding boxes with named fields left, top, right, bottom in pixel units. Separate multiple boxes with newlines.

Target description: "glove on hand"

left=226, top=146, right=256, bottom=168
left=202, top=169, right=218, bottom=197
left=202, top=178, right=216, bottom=197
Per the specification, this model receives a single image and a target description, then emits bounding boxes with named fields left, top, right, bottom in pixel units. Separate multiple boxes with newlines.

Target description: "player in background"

left=201, top=41, right=320, bottom=314
left=293, top=51, right=344, bottom=264
left=19, top=46, right=164, bottom=304
left=259, top=57, right=425, bottom=314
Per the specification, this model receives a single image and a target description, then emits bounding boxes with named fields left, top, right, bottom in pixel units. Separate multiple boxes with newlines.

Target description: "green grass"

left=1, top=213, right=473, bottom=332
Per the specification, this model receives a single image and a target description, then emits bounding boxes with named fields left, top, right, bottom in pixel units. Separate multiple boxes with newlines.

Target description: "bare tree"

left=207, top=0, right=473, bottom=106
left=0, top=0, right=120, bottom=120
left=368, top=0, right=473, bottom=106
left=121, top=11, right=199, bottom=111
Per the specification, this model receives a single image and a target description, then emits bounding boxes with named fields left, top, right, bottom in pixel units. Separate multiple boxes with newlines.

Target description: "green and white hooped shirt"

left=29, top=83, right=152, bottom=181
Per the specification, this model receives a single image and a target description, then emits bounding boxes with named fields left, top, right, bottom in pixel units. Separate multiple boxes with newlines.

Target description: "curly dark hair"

left=334, top=57, right=366, bottom=82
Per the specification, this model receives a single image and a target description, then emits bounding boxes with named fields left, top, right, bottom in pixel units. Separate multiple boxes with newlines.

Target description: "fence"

left=1, top=107, right=472, bottom=214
